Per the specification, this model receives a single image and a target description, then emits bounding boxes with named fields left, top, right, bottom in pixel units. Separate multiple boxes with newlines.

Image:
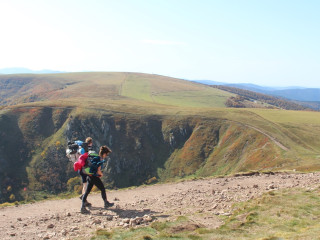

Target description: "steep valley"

left=0, top=105, right=318, bottom=203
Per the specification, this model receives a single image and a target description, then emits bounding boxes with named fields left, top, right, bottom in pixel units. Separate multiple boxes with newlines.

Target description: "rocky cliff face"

left=65, top=115, right=195, bottom=187
left=0, top=107, right=72, bottom=202
left=0, top=107, right=284, bottom=203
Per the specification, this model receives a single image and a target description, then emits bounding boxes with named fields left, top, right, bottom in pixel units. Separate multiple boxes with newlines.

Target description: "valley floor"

left=1, top=172, right=320, bottom=240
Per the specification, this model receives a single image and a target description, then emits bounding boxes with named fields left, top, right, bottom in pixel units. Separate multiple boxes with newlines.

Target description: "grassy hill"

left=0, top=72, right=320, bottom=203
left=0, top=72, right=234, bottom=108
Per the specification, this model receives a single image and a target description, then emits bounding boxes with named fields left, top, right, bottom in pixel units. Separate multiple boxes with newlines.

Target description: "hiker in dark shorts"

left=81, top=145, right=114, bottom=214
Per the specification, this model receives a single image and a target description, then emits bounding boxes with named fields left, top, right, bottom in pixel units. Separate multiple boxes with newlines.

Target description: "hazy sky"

left=1, top=0, right=319, bottom=87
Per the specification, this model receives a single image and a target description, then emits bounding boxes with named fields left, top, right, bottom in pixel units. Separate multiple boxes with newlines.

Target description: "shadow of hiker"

left=111, top=207, right=159, bottom=219
left=89, top=206, right=169, bottom=219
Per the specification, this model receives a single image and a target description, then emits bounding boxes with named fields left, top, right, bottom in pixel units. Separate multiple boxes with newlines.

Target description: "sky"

left=0, top=0, right=319, bottom=87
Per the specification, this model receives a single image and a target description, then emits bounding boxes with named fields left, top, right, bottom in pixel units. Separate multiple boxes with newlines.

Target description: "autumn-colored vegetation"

left=0, top=72, right=320, bottom=204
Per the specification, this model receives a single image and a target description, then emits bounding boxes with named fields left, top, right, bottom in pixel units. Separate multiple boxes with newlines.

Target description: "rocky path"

left=1, top=172, right=320, bottom=240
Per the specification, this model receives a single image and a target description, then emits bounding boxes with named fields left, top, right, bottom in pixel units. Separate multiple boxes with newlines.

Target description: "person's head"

left=99, top=145, right=112, bottom=158
left=85, top=137, right=93, bottom=146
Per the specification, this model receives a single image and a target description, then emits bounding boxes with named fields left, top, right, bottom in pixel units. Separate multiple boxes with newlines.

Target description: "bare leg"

left=82, top=182, right=87, bottom=195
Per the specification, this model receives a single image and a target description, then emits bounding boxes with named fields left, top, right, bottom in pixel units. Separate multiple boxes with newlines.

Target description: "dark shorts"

left=78, top=170, right=88, bottom=183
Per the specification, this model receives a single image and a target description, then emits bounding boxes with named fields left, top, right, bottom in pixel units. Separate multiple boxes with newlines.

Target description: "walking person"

left=78, top=137, right=94, bottom=206
left=81, top=145, right=114, bottom=214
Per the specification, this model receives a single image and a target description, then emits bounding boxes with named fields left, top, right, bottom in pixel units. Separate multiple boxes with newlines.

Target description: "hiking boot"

left=104, top=201, right=114, bottom=209
left=80, top=207, right=90, bottom=214
left=85, top=201, right=92, bottom=207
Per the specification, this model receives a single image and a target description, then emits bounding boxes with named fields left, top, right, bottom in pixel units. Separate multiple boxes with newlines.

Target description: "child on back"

left=80, top=145, right=114, bottom=214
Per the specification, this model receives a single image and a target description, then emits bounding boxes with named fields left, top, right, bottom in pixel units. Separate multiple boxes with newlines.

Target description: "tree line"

left=212, top=85, right=311, bottom=111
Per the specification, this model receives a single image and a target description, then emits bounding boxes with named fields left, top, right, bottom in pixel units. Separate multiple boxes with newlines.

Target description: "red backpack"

left=73, top=152, right=89, bottom=171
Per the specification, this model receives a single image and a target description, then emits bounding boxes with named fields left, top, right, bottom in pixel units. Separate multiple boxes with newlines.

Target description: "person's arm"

left=97, top=166, right=103, bottom=177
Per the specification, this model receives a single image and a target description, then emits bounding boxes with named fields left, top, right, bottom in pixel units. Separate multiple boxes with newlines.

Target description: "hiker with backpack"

left=78, top=137, right=93, bottom=202
left=68, top=137, right=94, bottom=207
left=77, top=137, right=94, bottom=155
left=80, top=145, right=114, bottom=214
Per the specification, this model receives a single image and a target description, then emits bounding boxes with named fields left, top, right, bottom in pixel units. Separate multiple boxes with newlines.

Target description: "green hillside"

left=0, top=72, right=234, bottom=108
left=120, top=73, right=233, bottom=107
left=0, top=72, right=320, bottom=203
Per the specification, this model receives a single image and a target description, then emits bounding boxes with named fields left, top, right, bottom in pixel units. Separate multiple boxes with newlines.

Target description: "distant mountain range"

left=0, top=67, right=64, bottom=74
left=193, top=80, right=320, bottom=103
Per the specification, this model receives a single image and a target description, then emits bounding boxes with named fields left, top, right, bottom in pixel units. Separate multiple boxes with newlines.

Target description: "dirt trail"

left=1, top=172, right=320, bottom=240
left=244, top=124, right=289, bottom=151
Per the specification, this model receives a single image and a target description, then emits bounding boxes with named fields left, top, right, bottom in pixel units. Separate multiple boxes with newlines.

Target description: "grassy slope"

left=1, top=72, right=320, bottom=190
left=120, top=73, right=233, bottom=108
left=241, top=109, right=320, bottom=170
left=1, top=72, right=320, bottom=173
left=0, top=72, right=234, bottom=108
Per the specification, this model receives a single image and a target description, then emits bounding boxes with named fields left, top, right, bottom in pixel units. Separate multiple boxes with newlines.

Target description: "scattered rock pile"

left=118, top=214, right=153, bottom=228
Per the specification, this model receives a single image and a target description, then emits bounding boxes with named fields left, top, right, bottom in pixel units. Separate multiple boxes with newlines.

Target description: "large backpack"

left=66, top=141, right=81, bottom=163
left=66, top=140, right=91, bottom=162
left=74, top=152, right=88, bottom=171
left=83, top=153, right=106, bottom=177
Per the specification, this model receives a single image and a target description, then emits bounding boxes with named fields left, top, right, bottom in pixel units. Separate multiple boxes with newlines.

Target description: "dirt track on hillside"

left=1, top=172, right=320, bottom=240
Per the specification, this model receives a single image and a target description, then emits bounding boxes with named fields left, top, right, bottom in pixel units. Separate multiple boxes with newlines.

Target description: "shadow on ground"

left=88, top=205, right=169, bottom=219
